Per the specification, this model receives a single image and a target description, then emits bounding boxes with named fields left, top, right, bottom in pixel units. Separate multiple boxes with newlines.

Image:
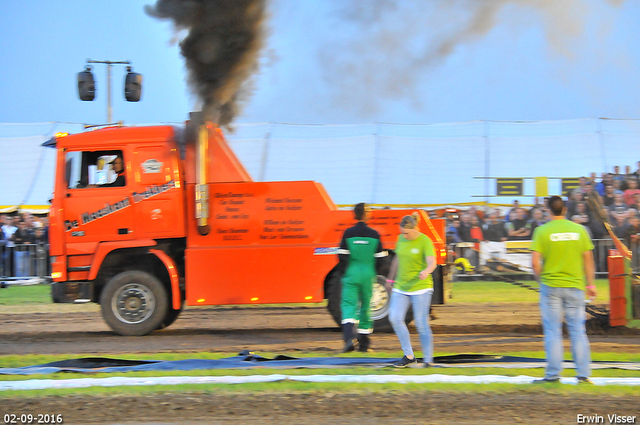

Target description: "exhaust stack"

left=195, top=123, right=210, bottom=235
left=188, top=111, right=214, bottom=236
left=187, top=109, right=252, bottom=236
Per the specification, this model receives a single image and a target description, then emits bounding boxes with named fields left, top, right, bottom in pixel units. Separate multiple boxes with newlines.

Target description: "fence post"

left=258, top=122, right=274, bottom=182
left=608, top=252, right=627, bottom=327
left=483, top=120, right=490, bottom=205
left=596, top=118, right=607, bottom=175
left=371, top=122, right=380, bottom=203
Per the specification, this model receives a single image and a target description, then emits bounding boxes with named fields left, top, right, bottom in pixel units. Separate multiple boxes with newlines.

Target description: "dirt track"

left=1, top=303, right=639, bottom=424
left=1, top=302, right=638, bottom=356
left=5, top=392, right=640, bottom=425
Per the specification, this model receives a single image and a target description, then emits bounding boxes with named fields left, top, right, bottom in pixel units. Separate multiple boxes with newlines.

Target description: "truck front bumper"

left=51, top=281, right=93, bottom=303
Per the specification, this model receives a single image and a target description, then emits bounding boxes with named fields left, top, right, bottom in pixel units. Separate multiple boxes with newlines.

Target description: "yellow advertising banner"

left=535, top=177, right=548, bottom=197
left=496, top=179, right=523, bottom=196
left=562, top=178, right=580, bottom=196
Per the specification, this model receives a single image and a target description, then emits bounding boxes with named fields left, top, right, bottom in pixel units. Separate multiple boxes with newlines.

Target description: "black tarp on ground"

left=1, top=351, right=638, bottom=375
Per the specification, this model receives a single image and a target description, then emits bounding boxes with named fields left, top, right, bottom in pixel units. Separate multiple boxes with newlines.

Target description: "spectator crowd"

left=446, top=163, right=640, bottom=255
left=0, top=213, right=49, bottom=278
left=3, top=164, right=640, bottom=279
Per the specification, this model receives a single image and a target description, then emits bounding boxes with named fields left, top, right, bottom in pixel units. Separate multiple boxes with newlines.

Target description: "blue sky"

left=1, top=0, right=639, bottom=126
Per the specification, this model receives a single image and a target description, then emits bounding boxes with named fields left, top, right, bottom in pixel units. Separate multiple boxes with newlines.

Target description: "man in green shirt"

left=530, top=196, right=597, bottom=384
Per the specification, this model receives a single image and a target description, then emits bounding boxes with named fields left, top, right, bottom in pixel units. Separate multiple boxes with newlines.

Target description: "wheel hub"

left=125, top=297, right=141, bottom=310
left=370, top=283, right=388, bottom=311
left=112, top=283, right=156, bottom=324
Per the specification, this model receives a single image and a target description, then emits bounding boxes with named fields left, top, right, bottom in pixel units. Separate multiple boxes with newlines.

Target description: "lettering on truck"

left=64, top=181, right=176, bottom=231
left=65, top=198, right=131, bottom=231
left=132, top=181, right=176, bottom=203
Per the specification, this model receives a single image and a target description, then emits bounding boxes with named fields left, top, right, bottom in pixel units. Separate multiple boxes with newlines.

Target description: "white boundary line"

left=1, top=374, right=639, bottom=391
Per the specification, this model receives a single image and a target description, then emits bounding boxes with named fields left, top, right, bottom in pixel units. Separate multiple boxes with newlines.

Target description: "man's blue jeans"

left=389, top=290, right=433, bottom=362
left=539, top=283, right=591, bottom=379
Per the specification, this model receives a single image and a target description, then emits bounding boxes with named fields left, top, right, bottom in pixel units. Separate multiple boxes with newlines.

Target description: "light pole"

left=77, top=59, right=142, bottom=124
left=88, top=60, right=129, bottom=123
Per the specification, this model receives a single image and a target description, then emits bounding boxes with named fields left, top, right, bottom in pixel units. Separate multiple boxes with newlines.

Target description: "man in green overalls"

left=337, top=203, right=387, bottom=352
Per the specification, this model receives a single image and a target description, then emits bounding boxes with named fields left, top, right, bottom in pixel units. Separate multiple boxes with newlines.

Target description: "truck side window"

left=65, top=150, right=126, bottom=189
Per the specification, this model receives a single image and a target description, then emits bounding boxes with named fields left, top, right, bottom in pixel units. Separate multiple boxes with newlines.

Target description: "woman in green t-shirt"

left=386, top=212, right=437, bottom=368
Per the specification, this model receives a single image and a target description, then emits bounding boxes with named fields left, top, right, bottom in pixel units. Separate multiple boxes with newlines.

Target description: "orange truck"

left=47, top=115, right=449, bottom=335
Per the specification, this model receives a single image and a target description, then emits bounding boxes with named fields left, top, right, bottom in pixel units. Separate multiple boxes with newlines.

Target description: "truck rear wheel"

left=326, top=273, right=413, bottom=333
left=100, top=271, right=169, bottom=336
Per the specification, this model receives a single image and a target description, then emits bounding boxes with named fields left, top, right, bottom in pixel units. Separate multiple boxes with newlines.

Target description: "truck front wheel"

left=100, top=271, right=169, bottom=336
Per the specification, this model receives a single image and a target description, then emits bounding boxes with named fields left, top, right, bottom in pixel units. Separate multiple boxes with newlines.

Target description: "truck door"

left=62, top=149, right=134, bottom=251
left=130, top=145, right=186, bottom=239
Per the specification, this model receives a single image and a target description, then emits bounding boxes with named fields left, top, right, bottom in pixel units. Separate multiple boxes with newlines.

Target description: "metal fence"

left=451, top=238, right=633, bottom=278
left=2, top=238, right=637, bottom=282
left=0, top=244, right=51, bottom=283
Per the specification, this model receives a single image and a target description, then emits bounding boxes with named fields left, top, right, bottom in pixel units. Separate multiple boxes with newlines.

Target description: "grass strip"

left=1, top=367, right=638, bottom=382
left=448, top=279, right=610, bottom=303
left=0, top=279, right=611, bottom=307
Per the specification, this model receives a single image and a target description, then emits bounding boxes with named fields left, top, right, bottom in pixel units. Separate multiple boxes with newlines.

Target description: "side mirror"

left=124, top=69, right=142, bottom=102
left=77, top=68, right=96, bottom=101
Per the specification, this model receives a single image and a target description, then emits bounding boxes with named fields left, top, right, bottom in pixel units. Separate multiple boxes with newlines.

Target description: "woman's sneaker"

left=393, top=356, right=418, bottom=368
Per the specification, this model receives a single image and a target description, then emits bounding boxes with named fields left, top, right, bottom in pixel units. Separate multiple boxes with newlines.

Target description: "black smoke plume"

left=145, top=0, right=266, bottom=126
